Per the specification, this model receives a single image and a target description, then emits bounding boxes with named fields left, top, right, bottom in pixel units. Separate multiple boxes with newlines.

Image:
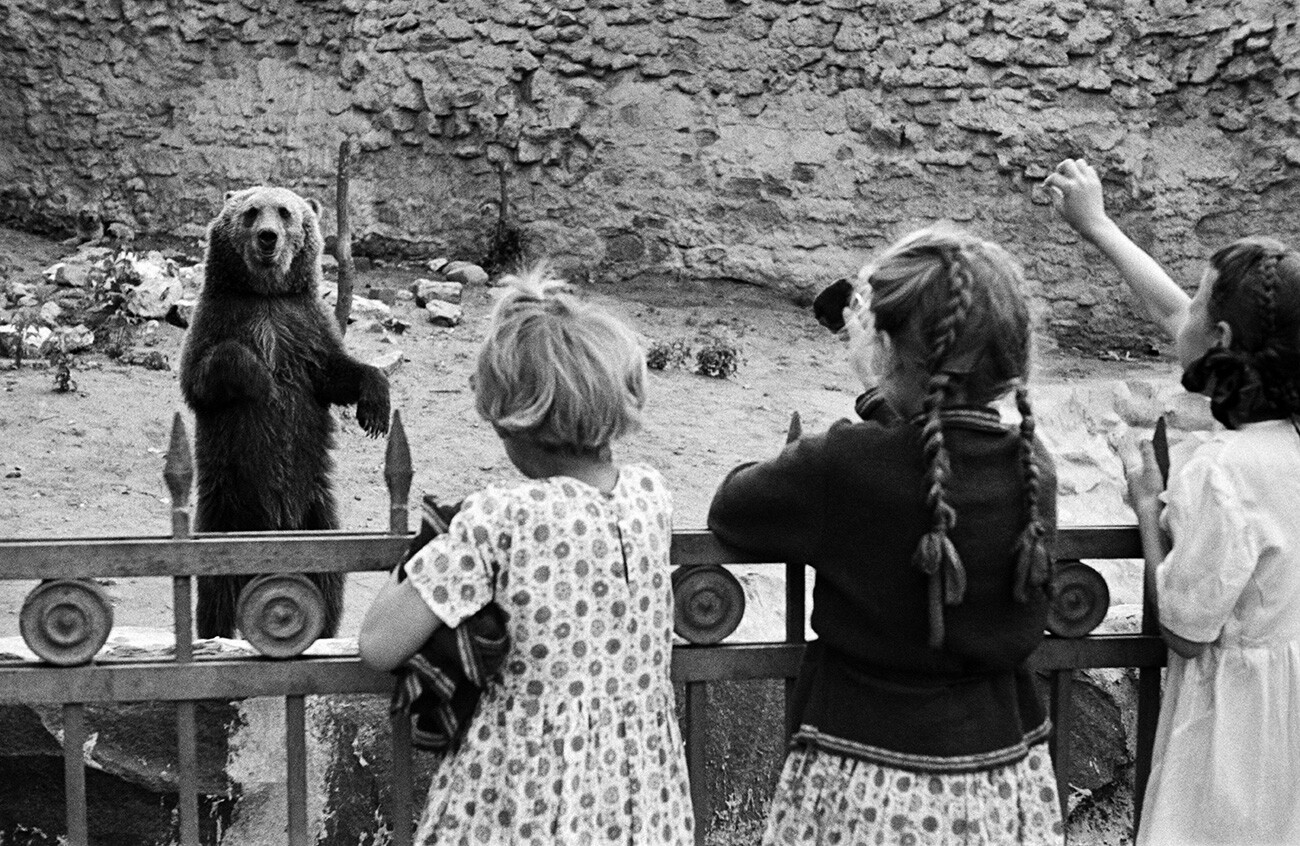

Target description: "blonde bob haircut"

left=474, top=264, right=646, bottom=452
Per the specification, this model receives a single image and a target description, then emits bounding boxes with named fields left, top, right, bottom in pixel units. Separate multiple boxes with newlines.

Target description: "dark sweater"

left=707, top=401, right=1057, bottom=773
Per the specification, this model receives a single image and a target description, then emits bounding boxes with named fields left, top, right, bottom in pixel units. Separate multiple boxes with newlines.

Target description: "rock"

left=105, top=221, right=135, bottom=243
left=166, top=299, right=196, bottom=329
left=364, top=286, right=398, bottom=305
left=123, top=253, right=183, bottom=319
left=52, top=324, right=94, bottom=352
left=176, top=264, right=203, bottom=297
left=369, top=349, right=404, bottom=375
left=16, top=325, right=52, bottom=357
left=412, top=278, right=463, bottom=306
left=427, top=256, right=450, bottom=273
left=121, top=348, right=170, bottom=370
left=425, top=301, right=463, bottom=327
left=441, top=261, right=488, bottom=286
left=42, top=262, right=68, bottom=285
left=38, top=301, right=62, bottom=326
left=348, top=296, right=393, bottom=321
left=139, top=320, right=161, bottom=347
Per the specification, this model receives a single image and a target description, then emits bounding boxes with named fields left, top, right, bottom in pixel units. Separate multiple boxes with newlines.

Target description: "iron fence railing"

left=0, top=413, right=1164, bottom=845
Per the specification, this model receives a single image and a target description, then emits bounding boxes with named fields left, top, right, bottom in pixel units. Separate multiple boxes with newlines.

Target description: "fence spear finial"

left=786, top=411, right=802, bottom=444
left=163, top=412, right=193, bottom=538
left=384, top=410, right=413, bottom=535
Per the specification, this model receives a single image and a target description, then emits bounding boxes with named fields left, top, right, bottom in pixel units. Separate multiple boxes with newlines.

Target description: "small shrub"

left=646, top=339, right=691, bottom=371
left=47, top=348, right=77, bottom=393
left=695, top=337, right=743, bottom=379
left=86, top=249, right=143, bottom=315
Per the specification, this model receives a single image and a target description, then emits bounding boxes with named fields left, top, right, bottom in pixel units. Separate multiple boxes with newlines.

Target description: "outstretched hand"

left=1043, top=159, right=1109, bottom=241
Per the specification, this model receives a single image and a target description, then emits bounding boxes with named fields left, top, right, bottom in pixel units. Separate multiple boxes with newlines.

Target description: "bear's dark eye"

left=242, top=209, right=257, bottom=228
left=278, top=207, right=290, bottom=220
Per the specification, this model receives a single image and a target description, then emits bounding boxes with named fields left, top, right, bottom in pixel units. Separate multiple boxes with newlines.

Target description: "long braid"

left=1253, top=256, right=1291, bottom=413
left=913, top=250, right=973, bottom=648
left=1012, top=387, right=1050, bottom=602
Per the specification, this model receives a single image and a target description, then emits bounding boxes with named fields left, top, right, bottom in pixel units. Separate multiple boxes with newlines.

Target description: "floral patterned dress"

left=403, top=464, right=694, bottom=845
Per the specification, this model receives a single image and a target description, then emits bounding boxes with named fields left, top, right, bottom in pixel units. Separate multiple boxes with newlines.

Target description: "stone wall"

left=2, top=0, right=1299, bottom=351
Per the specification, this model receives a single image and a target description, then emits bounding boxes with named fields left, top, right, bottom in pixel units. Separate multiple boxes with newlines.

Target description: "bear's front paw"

left=356, top=370, right=390, bottom=438
left=194, top=341, right=274, bottom=407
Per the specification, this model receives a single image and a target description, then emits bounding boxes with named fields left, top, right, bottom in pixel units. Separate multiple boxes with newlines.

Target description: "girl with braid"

left=709, top=226, right=1063, bottom=845
left=1049, top=159, right=1300, bottom=844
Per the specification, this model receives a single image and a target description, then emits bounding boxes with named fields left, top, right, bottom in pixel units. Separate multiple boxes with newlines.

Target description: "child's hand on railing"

left=1118, top=434, right=1165, bottom=522
left=1043, top=159, right=1110, bottom=244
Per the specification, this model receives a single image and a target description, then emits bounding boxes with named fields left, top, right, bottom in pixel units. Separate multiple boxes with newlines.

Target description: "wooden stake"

left=334, top=138, right=355, bottom=335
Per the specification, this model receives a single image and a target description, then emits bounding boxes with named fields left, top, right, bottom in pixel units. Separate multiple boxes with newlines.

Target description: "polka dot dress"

left=404, top=464, right=694, bottom=845
left=762, top=744, right=1064, bottom=845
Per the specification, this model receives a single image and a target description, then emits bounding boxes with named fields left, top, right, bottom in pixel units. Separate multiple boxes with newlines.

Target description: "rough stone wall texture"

left=2, top=0, right=1299, bottom=351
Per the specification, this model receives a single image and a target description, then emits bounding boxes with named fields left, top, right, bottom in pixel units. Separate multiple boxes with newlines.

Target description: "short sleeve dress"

left=1139, top=420, right=1300, bottom=845
left=402, top=464, right=695, bottom=846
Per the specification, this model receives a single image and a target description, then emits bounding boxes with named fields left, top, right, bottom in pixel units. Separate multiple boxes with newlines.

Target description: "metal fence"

left=0, top=413, right=1165, bottom=845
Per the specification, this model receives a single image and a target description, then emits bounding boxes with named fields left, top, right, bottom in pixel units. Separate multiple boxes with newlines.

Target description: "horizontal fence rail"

left=0, top=413, right=1165, bottom=845
left=0, top=527, right=1165, bottom=845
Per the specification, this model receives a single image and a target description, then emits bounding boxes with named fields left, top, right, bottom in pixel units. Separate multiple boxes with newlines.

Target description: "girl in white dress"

left=359, top=266, right=694, bottom=845
left=1047, top=159, right=1300, bottom=845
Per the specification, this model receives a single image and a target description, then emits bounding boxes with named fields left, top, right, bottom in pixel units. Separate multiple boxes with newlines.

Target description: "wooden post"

left=164, top=412, right=200, bottom=846
left=334, top=138, right=355, bottom=335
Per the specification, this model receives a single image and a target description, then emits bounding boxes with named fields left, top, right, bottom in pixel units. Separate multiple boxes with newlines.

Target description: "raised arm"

left=1044, top=158, right=1190, bottom=341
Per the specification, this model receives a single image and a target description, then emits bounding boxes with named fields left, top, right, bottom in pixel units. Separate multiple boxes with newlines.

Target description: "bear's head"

left=207, top=186, right=324, bottom=296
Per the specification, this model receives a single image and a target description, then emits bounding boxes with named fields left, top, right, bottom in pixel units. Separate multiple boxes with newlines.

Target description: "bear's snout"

left=256, top=229, right=279, bottom=253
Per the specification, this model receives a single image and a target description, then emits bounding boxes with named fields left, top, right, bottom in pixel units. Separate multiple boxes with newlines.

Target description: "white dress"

left=403, top=465, right=694, bottom=845
left=1139, top=420, right=1300, bottom=846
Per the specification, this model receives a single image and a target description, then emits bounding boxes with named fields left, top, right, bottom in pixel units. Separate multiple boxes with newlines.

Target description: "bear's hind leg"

left=197, top=574, right=253, bottom=639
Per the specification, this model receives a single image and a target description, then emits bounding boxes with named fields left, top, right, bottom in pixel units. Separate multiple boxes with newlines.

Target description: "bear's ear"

left=305, top=197, right=321, bottom=217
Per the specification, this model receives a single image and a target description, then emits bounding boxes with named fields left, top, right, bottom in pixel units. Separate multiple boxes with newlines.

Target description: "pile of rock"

left=412, top=257, right=488, bottom=327
left=0, top=247, right=194, bottom=363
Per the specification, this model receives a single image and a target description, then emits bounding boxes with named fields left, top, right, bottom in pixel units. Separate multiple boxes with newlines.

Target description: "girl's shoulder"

left=619, top=462, right=668, bottom=493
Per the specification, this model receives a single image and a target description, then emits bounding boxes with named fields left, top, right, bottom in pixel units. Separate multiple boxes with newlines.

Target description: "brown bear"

left=180, top=186, right=390, bottom=639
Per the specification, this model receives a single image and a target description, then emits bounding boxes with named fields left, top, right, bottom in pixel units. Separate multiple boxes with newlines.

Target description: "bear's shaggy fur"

left=180, top=186, right=390, bottom=639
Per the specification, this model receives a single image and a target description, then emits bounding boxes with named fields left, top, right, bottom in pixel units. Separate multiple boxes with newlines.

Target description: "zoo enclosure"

left=0, top=413, right=1166, bottom=845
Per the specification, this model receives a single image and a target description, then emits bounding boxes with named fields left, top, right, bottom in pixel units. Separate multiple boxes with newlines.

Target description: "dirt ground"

left=0, top=224, right=1146, bottom=637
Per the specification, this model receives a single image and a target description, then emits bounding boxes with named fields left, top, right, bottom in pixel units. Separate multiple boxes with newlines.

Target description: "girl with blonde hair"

left=361, top=265, right=694, bottom=845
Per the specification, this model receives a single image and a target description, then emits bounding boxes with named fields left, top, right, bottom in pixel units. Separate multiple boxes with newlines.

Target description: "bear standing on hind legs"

left=180, top=186, right=390, bottom=639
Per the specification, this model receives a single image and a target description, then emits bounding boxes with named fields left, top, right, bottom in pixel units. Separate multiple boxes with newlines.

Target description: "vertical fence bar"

left=1133, top=421, right=1169, bottom=836
left=63, top=703, right=88, bottom=846
left=783, top=413, right=807, bottom=737
left=1133, top=610, right=1161, bottom=833
left=165, top=413, right=201, bottom=846
left=1048, top=670, right=1075, bottom=828
left=685, top=681, right=709, bottom=846
left=390, top=713, right=414, bottom=846
left=384, top=410, right=415, bottom=846
left=783, top=562, right=805, bottom=736
left=286, top=695, right=309, bottom=846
